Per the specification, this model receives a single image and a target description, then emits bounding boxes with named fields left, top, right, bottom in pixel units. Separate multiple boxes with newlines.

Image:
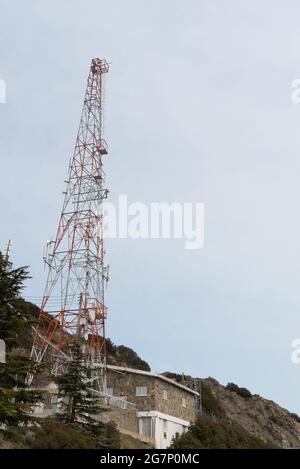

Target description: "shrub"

left=96, top=421, right=121, bottom=449
left=31, top=418, right=122, bottom=450
left=31, top=419, right=96, bottom=449
left=290, top=413, right=300, bottom=423
left=171, top=418, right=275, bottom=449
left=106, top=340, right=150, bottom=371
left=1, top=428, right=25, bottom=446
left=226, top=383, right=252, bottom=399
left=201, top=382, right=225, bottom=419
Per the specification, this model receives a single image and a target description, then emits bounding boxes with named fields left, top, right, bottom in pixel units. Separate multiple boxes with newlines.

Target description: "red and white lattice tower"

left=31, top=59, right=109, bottom=389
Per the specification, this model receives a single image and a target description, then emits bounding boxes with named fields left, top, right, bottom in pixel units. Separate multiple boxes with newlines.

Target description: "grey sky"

left=1, top=0, right=300, bottom=413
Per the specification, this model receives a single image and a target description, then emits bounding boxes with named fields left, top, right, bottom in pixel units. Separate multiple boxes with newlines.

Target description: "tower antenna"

left=30, top=59, right=109, bottom=392
left=4, top=239, right=12, bottom=261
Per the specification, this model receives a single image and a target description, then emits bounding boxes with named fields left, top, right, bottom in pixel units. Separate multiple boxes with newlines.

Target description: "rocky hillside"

left=203, top=377, right=300, bottom=448
left=165, top=371, right=300, bottom=448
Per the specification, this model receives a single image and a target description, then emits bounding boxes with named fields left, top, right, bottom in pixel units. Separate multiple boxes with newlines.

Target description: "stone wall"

left=101, top=407, right=139, bottom=434
left=153, top=379, right=196, bottom=422
left=106, top=369, right=196, bottom=422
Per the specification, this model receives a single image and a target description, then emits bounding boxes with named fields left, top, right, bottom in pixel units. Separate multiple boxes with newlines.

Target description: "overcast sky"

left=1, top=0, right=300, bottom=413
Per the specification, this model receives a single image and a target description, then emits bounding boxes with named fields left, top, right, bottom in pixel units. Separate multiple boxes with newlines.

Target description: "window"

left=136, top=386, right=148, bottom=397
left=139, top=417, right=155, bottom=438
left=106, top=387, right=113, bottom=396
left=162, top=389, right=168, bottom=400
left=182, top=397, right=187, bottom=408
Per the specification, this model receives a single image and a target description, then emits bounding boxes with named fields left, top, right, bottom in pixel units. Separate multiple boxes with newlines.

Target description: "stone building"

left=105, top=365, right=199, bottom=449
left=33, top=364, right=199, bottom=449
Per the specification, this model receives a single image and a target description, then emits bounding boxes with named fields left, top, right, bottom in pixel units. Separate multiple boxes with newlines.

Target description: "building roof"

left=106, top=364, right=199, bottom=396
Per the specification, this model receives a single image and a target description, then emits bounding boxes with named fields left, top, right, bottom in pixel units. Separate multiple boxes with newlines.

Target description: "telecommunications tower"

left=31, top=59, right=109, bottom=391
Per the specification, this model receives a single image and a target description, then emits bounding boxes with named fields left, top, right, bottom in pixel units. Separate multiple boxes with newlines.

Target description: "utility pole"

left=30, top=59, right=110, bottom=394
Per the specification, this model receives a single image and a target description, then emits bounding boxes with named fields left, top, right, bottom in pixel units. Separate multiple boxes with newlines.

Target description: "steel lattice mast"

left=31, top=59, right=109, bottom=387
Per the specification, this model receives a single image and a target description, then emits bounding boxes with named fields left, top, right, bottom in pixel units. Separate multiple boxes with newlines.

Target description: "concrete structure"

left=106, top=365, right=199, bottom=449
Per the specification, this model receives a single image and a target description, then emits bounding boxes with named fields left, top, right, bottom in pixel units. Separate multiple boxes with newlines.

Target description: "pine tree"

left=0, top=252, right=41, bottom=426
left=100, top=421, right=121, bottom=449
left=55, top=340, right=104, bottom=437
